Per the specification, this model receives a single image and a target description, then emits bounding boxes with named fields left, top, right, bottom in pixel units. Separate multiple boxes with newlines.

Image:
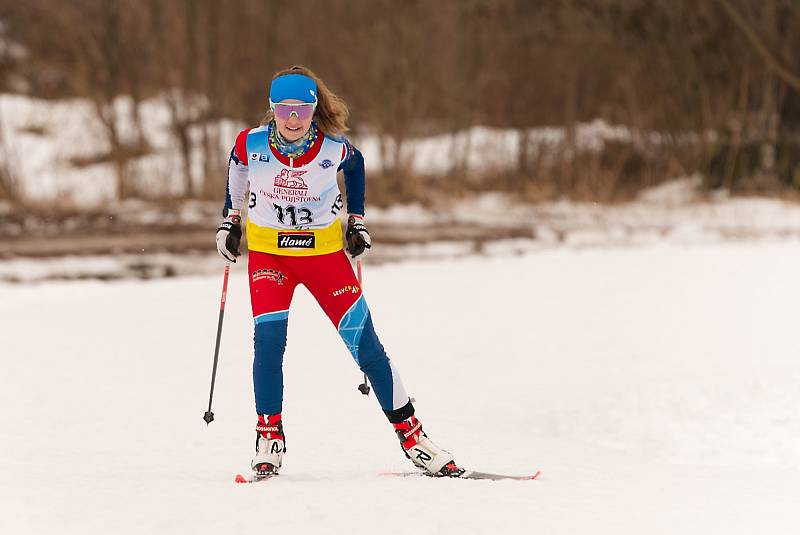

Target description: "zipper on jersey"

left=290, top=157, right=294, bottom=167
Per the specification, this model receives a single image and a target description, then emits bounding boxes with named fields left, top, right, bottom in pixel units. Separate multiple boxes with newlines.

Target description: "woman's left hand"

left=345, top=214, right=371, bottom=258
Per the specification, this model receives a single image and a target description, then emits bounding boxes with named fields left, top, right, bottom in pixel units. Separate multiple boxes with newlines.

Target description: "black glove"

left=345, top=214, right=371, bottom=258
left=216, top=210, right=242, bottom=262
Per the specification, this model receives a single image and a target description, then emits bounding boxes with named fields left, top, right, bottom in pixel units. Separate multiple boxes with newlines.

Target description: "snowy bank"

left=4, top=177, right=800, bottom=283
left=0, top=93, right=635, bottom=205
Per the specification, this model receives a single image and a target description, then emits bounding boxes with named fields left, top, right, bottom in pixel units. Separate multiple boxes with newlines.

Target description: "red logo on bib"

left=273, top=169, right=308, bottom=192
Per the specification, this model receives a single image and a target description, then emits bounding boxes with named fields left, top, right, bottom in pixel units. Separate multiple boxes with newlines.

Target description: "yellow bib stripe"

left=246, top=219, right=344, bottom=257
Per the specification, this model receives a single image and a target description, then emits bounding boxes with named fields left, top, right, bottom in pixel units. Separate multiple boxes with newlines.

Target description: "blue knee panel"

left=338, top=296, right=369, bottom=362
left=253, top=316, right=288, bottom=415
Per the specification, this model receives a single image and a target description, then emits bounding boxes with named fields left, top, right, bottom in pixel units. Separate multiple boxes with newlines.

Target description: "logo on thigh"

left=252, top=268, right=286, bottom=285
left=332, top=285, right=360, bottom=297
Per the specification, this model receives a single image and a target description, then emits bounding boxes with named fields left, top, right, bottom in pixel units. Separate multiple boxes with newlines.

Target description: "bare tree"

left=2, top=0, right=799, bottom=203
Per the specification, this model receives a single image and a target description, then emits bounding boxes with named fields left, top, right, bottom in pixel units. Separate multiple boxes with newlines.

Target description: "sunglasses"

left=270, top=100, right=317, bottom=121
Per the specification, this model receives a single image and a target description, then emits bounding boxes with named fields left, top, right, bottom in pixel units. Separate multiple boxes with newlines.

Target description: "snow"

left=0, top=252, right=222, bottom=283
left=3, top=93, right=800, bottom=531
left=0, top=92, right=636, bottom=205
left=0, top=93, right=241, bottom=204
left=6, top=187, right=800, bottom=283
left=356, top=119, right=631, bottom=175
left=368, top=184, right=800, bottom=249
left=3, top=242, right=800, bottom=534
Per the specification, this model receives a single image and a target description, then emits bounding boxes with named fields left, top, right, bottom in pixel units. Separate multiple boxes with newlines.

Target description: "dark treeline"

left=0, top=0, right=799, bottom=204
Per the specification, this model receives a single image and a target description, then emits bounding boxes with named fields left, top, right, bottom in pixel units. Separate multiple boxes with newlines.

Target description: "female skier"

left=216, top=65, right=460, bottom=479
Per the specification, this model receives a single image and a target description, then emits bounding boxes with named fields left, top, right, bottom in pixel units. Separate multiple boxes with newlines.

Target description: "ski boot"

left=251, top=413, right=285, bottom=478
left=393, top=416, right=463, bottom=477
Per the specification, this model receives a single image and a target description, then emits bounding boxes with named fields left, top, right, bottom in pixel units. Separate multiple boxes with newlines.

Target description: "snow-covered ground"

left=3, top=242, right=800, bottom=534
left=5, top=177, right=800, bottom=283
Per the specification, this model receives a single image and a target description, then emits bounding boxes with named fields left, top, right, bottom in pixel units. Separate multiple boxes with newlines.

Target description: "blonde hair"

left=261, top=65, right=350, bottom=136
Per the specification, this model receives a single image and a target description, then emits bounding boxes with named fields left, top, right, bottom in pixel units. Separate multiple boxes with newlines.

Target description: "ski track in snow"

left=2, top=243, right=800, bottom=534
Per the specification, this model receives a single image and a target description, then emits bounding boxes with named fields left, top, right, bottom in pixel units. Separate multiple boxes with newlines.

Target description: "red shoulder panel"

left=235, top=128, right=252, bottom=166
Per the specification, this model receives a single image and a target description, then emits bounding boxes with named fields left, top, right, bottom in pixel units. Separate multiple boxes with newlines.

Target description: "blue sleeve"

left=338, top=143, right=365, bottom=216
left=224, top=147, right=235, bottom=212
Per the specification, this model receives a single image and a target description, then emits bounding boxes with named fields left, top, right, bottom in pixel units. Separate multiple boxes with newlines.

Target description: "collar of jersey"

left=270, top=120, right=317, bottom=157
left=267, top=122, right=324, bottom=167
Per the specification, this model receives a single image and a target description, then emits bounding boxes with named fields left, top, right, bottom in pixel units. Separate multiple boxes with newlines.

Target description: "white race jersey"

left=236, top=125, right=348, bottom=255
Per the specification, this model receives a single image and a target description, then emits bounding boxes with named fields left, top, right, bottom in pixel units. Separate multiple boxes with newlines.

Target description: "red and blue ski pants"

left=248, top=249, right=411, bottom=421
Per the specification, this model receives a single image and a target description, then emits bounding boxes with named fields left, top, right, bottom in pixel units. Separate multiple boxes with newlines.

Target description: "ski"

left=381, top=469, right=541, bottom=481
left=234, top=473, right=278, bottom=484
left=235, top=468, right=540, bottom=482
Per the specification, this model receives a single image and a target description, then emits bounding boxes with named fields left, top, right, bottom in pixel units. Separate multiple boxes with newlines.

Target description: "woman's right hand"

left=216, top=209, right=242, bottom=262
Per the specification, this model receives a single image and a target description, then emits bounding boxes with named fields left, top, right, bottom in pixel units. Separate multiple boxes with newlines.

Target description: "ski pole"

left=356, top=259, right=371, bottom=396
left=204, top=264, right=231, bottom=424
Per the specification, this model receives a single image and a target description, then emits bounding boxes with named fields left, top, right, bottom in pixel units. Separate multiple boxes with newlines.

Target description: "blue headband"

left=269, top=74, right=318, bottom=104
